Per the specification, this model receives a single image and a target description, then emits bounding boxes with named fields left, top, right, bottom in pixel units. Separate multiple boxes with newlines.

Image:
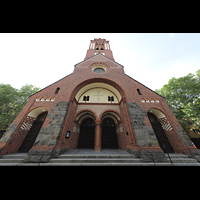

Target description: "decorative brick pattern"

left=20, top=116, right=35, bottom=130
left=159, top=117, right=173, bottom=131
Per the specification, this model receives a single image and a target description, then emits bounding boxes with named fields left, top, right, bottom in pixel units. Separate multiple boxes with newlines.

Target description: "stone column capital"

left=95, top=120, right=101, bottom=125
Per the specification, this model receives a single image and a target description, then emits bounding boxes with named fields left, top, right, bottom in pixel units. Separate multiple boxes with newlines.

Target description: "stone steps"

left=0, top=153, right=27, bottom=166
left=48, top=150, right=145, bottom=165
left=1, top=150, right=200, bottom=166
left=45, top=150, right=200, bottom=166
left=50, top=158, right=144, bottom=163
left=165, top=153, right=198, bottom=163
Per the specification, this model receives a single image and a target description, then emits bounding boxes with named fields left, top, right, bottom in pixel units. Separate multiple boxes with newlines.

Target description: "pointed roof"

left=75, top=53, right=124, bottom=68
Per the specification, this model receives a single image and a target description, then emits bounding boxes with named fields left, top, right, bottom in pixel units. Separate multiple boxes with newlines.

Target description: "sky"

left=0, top=33, right=200, bottom=91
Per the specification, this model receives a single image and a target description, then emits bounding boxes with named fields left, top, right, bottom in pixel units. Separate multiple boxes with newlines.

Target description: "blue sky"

left=0, top=33, right=200, bottom=91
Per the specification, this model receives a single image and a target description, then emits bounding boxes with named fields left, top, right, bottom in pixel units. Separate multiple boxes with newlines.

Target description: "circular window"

left=90, top=63, right=108, bottom=74
left=93, top=68, right=105, bottom=73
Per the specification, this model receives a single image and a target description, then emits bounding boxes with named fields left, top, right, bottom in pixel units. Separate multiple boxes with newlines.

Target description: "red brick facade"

left=0, top=38, right=198, bottom=160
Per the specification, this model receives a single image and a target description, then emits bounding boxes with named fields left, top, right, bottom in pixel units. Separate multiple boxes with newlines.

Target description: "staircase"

left=0, top=150, right=200, bottom=166
left=0, top=153, right=28, bottom=166
left=45, top=150, right=147, bottom=166
left=164, top=153, right=200, bottom=166
left=41, top=149, right=200, bottom=166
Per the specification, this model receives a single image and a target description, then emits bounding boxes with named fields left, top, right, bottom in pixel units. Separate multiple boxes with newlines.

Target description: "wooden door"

left=77, top=118, right=95, bottom=149
left=101, top=118, right=118, bottom=149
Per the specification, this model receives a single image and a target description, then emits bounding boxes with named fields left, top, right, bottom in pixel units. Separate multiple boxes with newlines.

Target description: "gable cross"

left=93, top=91, right=104, bottom=101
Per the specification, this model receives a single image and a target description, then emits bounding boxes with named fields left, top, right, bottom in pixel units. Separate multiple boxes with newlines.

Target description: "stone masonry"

left=24, top=102, right=70, bottom=163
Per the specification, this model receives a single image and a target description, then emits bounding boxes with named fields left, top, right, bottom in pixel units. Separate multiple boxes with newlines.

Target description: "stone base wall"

left=126, top=102, right=159, bottom=147
left=24, top=102, right=70, bottom=163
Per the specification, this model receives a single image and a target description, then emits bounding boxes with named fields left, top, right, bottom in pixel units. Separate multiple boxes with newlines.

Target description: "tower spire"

left=84, top=38, right=114, bottom=60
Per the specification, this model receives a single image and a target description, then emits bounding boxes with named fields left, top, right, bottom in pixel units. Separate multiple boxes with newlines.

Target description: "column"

left=95, top=120, right=101, bottom=152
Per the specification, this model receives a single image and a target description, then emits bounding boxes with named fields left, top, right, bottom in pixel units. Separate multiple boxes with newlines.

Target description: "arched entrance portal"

left=18, top=111, right=48, bottom=152
left=101, top=118, right=118, bottom=149
left=77, top=118, right=95, bottom=149
left=147, top=111, right=174, bottom=153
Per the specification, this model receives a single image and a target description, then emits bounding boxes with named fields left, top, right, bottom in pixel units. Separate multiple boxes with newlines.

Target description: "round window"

left=93, top=68, right=105, bottom=73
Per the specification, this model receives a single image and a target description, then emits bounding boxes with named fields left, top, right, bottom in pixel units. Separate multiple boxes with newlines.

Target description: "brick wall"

left=1, top=53, right=197, bottom=159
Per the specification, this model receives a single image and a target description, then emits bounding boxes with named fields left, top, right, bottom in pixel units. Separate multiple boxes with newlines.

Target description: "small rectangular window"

left=137, top=89, right=142, bottom=95
left=55, top=87, right=60, bottom=94
left=108, top=96, right=111, bottom=101
left=87, top=96, right=89, bottom=101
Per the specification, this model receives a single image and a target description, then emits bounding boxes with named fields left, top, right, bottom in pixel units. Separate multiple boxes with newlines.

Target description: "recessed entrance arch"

left=147, top=108, right=174, bottom=153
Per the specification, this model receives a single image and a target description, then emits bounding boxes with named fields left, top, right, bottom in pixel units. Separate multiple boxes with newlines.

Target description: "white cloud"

left=169, top=33, right=175, bottom=38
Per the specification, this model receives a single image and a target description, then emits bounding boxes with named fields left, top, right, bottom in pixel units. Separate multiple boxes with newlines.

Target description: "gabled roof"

left=74, top=53, right=124, bottom=68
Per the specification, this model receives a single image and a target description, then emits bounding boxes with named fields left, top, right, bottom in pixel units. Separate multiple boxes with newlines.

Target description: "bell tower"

left=84, top=38, right=114, bottom=60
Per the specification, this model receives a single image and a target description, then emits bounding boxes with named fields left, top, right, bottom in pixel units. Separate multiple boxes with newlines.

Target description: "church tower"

left=0, top=38, right=199, bottom=164
left=84, top=38, right=114, bottom=60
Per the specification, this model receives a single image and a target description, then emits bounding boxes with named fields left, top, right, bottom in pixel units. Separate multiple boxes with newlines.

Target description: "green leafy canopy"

left=0, top=84, right=40, bottom=129
left=155, top=70, right=200, bottom=128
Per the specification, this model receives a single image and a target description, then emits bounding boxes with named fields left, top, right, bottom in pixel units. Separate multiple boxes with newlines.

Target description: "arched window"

left=83, top=96, right=89, bottom=101
left=108, top=96, right=114, bottom=102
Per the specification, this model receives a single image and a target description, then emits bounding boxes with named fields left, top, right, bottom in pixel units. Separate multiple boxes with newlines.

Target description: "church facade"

left=0, top=38, right=199, bottom=162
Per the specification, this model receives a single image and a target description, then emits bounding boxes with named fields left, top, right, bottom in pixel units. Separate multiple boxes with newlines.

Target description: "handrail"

left=162, top=144, right=173, bottom=164
left=131, top=143, right=156, bottom=166
left=131, top=143, right=173, bottom=165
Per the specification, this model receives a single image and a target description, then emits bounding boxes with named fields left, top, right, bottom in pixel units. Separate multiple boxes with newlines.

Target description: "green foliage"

left=0, top=84, right=40, bottom=129
left=155, top=70, right=200, bottom=128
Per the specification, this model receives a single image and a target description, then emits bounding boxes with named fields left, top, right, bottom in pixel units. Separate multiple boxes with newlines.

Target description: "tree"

left=0, top=84, right=40, bottom=130
left=155, top=70, right=200, bottom=128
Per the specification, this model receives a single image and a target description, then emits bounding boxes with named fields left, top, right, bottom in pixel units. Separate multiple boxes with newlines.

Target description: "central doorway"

left=18, top=112, right=47, bottom=153
left=77, top=118, right=95, bottom=149
left=148, top=112, right=174, bottom=153
left=101, top=118, right=118, bottom=149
